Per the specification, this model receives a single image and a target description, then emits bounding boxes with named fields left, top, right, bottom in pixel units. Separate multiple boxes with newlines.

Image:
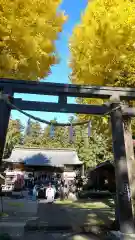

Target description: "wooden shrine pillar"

left=110, top=99, right=135, bottom=234
left=0, top=88, right=13, bottom=164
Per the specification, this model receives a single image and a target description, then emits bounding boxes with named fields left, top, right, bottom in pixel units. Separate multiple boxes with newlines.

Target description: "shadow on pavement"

left=22, top=231, right=99, bottom=240
left=54, top=201, right=114, bottom=234
left=25, top=199, right=114, bottom=239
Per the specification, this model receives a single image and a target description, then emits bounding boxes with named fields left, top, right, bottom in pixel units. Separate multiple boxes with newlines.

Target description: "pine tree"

left=25, top=118, right=31, bottom=136
left=4, top=118, right=24, bottom=158
left=23, top=121, right=42, bottom=146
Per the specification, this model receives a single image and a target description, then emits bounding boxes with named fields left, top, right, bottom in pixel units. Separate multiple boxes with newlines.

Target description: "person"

left=59, top=181, right=64, bottom=200
left=46, top=182, right=55, bottom=203
left=64, top=184, right=69, bottom=199
left=32, top=185, right=38, bottom=200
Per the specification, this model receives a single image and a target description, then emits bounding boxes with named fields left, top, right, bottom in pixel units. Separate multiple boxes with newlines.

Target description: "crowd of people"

left=25, top=172, right=84, bottom=202
left=45, top=177, right=82, bottom=203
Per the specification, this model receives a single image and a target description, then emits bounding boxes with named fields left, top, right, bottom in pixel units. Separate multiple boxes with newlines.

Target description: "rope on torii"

left=0, top=93, right=121, bottom=142
left=0, top=93, right=92, bottom=142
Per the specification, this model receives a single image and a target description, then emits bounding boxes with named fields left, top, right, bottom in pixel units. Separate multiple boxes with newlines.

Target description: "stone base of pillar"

left=105, top=231, right=135, bottom=240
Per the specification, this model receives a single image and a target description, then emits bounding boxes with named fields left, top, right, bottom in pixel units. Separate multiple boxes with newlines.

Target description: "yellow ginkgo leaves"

left=0, top=0, right=67, bottom=80
left=69, top=0, right=135, bottom=88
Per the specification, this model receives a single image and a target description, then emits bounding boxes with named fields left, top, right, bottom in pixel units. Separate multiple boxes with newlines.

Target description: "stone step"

left=105, top=231, right=135, bottom=240
left=0, top=217, right=39, bottom=238
left=0, top=216, right=38, bottom=222
left=0, top=222, right=25, bottom=238
left=25, top=222, right=73, bottom=232
left=25, top=220, right=106, bottom=234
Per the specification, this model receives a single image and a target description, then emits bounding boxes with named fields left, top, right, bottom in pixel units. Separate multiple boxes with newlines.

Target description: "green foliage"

left=23, top=120, right=42, bottom=146
left=71, top=124, right=112, bottom=168
left=4, top=118, right=23, bottom=158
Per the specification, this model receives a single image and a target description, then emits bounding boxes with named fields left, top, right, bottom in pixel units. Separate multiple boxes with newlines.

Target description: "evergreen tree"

left=23, top=121, right=42, bottom=146
left=4, top=118, right=24, bottom=158
left=25, top=118, right=32, bottom=137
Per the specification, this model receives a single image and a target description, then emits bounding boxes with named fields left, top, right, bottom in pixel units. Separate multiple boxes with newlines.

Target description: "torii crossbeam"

left=0, top=78, right=135, bottom=236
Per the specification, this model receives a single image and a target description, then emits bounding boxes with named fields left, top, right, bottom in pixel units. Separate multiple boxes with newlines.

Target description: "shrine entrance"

left=0, top=78, right=135, bottom=235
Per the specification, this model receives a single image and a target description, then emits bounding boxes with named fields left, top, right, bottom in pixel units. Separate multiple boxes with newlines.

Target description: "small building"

left=3, top=147, right=83, bottom=180
left=88, top=160, right=116, bottom=192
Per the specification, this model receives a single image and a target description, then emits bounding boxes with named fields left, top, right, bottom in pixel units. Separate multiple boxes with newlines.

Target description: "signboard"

left=63, top=171, right=76, bottom=180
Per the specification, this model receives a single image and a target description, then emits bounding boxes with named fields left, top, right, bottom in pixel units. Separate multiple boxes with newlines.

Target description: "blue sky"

left=12, top=0, right=88, bottom=127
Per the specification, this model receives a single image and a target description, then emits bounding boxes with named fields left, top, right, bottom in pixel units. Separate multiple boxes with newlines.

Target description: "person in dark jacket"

left=64, top=184, right=69, bottom=199
left=59, top=181, right=64, bottom=200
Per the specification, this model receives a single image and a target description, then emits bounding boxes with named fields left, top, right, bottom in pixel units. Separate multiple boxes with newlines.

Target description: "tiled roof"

left=4, top=148, right=82, bottom=167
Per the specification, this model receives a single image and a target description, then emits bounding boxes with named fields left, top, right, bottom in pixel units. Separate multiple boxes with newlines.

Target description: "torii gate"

left=0, top=78, right=135, bottom=236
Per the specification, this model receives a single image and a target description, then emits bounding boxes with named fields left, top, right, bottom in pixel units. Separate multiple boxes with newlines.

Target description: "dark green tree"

left=25, top=118, right=32, bottom=136
left=4, top=118, right=24, bottom=158
left=23, top=121, right=42, bottom=146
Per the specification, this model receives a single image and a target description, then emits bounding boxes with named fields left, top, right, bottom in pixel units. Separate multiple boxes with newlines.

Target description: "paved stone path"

left=37, top=199, right=71, bottom=227
left=22, top=200, right=100, bottom=240
left=0, top=199, right=100, bottom=239
left=22, top=231, right=99, bottom=240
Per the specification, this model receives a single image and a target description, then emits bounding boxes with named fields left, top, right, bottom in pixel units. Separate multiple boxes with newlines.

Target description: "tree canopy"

left=69, top=0, right=135, bottom=140
left=0, top=0, right=67, bottom=80
left=69, top=0, right=135, bottom=87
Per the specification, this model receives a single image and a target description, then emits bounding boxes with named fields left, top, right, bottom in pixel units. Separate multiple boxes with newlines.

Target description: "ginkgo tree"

left=69, top=0, right=135, bottom=87
left=0, top=0, right=67, bottom=80
left=69, top=0, right=135, bottom=131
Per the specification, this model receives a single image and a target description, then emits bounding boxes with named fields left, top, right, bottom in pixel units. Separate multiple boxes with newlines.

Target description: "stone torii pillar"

left=110, top=98, right=135, bottom=236
left=0, top=89, right=13, bottom=164
left=123, top=116, right=135, bottom=203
